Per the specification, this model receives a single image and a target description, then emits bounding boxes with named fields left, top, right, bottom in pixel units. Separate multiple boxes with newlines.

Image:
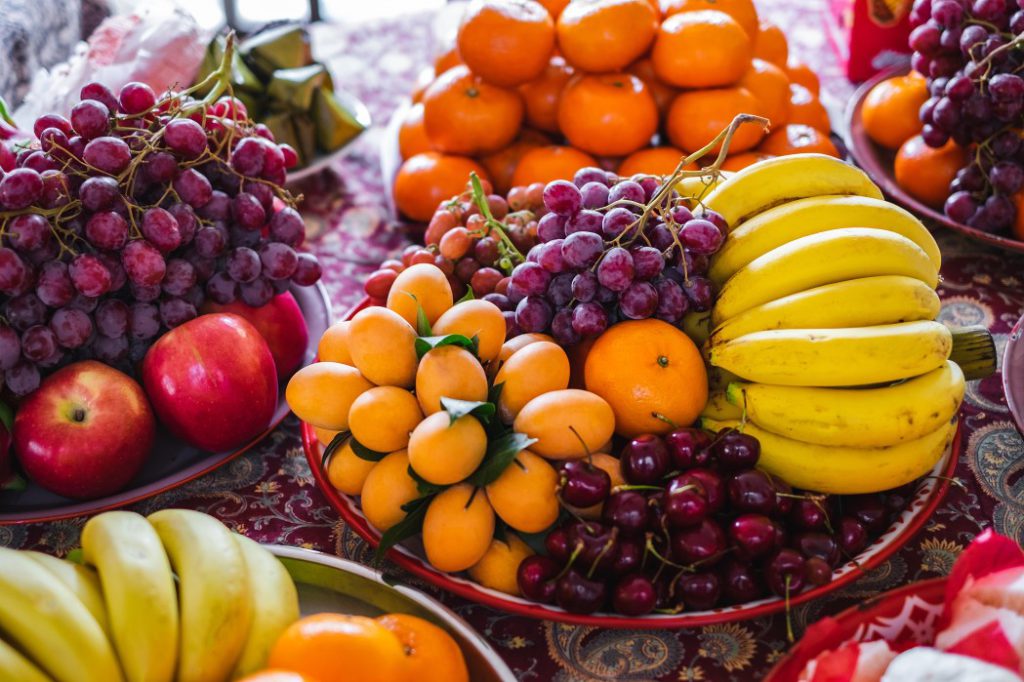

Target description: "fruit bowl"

left=270, top=544, right=515, bottom=682
left=301, top=297, right=961, bottom=628
left=845, top=66, right=1024, bottom=254
left=0, top=282, right=332, bottom=524
left=763, top=577, right=947, bottom=681
left=286, top=90, right=372, bottom=184
left=1004, top=312, right=1024, bottom=437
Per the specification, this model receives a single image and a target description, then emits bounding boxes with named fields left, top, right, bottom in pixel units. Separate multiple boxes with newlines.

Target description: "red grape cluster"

left=517, top=428, right=912, bottom=616
left=0, top=73, right=320, bottom=396
left=909, top=0, right=1024, bottom=232
left=507, top=168, right=723, bottom=345
left=364, top=178, right=542, bottom=303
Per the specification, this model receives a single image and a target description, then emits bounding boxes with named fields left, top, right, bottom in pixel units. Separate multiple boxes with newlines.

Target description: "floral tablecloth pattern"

left=5, top=2, right=1024, bottom=680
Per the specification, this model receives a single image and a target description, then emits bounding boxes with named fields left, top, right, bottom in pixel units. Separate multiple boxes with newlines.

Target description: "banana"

left=674, top=173, right=725, bottom=204
left=230, top=535, right=300, bottom=679
left=147, top=509, right=252, bottom=682
left=701, top=154, right=884, bottom=228
left=726, top=361, right=965, bottom=447
left=23, top=551, right=110, bottom=637
left=81, top=511, right=178, bottom=682
left=681, top=310, right=713, bottom=347
left=711, top=228, right=939, bottom=325
left=0, top=636, right=54, bottom=682
left=708, top=275, right=942, bottom=346
left=708, top=195, right=942, bottom=285
left=708, top=321, right=953, bottom=387
left=0, top=547, right=122, bottom=682
left=700, top=391, right=743, bottom=421
left=700, top=417, right=956, bottom=494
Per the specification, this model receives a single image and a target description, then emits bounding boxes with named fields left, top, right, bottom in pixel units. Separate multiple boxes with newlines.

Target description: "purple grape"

left=162, top=259, right=198, bottom=297
left=646, top=223, right=674, bottom=251
left=573, top=167, right=608, bottom=187
left=579, top=181, right=610, bottom=209
left=550, top=308, right=580, bottom=345
left=683, top=276, right=714, bottom=311
left=240, top=277, right=275, bottom=307
left=173, top=168, right=213, bottom=208
left=164, top=118, right=206, bottom=158
left=122, top=240, right=166, bottom=286
left=141, top=208, right=182, bottom=252
left=608, top=180, right=645, bottom=208
left=206, top=271, right=239, bottom=304
left=70, top=99, right=110, bottom=139
left=960, top=24, right=988, bottom=56
left=571, top=270, right=598, bottom=302
left=565, top=209, right=603, bottom=235
left=198, top=190, right=231, bottom=222
left=119, top=82, right=156, bottom=113
left=85, top=211, right=129, bottom=250
left=5, top=294, right=46, bottom=331
left=542, top=180, right=582, bottom=216
left=159, top=298, right=198, bottom=328
left=40, top=170, right=70, bottom=209
left=945, top=191, right=978, bottom=223
left=269, top=207, right=304, bottom=246
left=95, top=299, right=130, bottom=338
left=292, top=253, right=321, bottom=287
left=194, top=226, right=228, bottom=258
left=601, top=207, right=636, bottom=239
left=631, top=246, right=664, bottom=280
left=0, top=325, right=20, bottom=370
left=537, top=239, right=568, bottom=273
left=35, top=261, right=74, bottom=308
left=571, top=301, right=608, bottom=336
left=79, top=176, right=120, bottom=211
left=537, top=213, right=566, bottom=242
left=596, top=247, right=634, bottom=292
left=128, top=303, right=160, bottom=340
left=991, top=161, right=1024, bottom=194
left=83, top=136, right=131, bottom=174
left=0, top=168, right=43, bottom=209
left=226, top=247, right=261, bottom=283
left=561, top=231, right=603, bottom=268
left=50, top=308, right=93, bottom=349
left=654, top=278, right=688, bottom=322
left=619, top=281, right=658, bottom=319
left=69, top=254, right=112, bottom=297
left=232, top=192, right=267, bottom=230
left=6, top=361, right=40, bottom=396
left=259, top=242, right=298, bottom=280
left=22, top=325, right=58, bottom=362
left=511, top=262, right=552, bottom=296
left=8, top=214, right=50, bottom=251
left=92, top=334, right=129, bottom=363
left=515, top=295, right=553, bottom=333
left=230, top=137, right=267, bottom=176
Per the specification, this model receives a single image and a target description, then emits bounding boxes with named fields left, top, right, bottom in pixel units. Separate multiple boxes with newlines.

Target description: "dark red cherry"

left=842, top=494, right=889, bottom=534
left=728, top=469, right=777, bottom=515
left=766, top=548, right=806, bottom=596
left=665, top=427, right=711, bottom=470
left=712, top=429, right=760, bottom=470
left=602, top=491, right=648, bottom=537
left=567, top=521, right=620, bottom=576
left=790, top=497, right=830, bottom=530
left=560, top=460, right=611, bottom=507
left=645, top=490, right=667, bottom=532
left=772, top=475, right=794, bottom=515
left=621, top=434, right=671, bottom=484
left=837, top=517, right=869, bottom=556
left=803, top=556, right=832, bottom=587
left=611, top=538, right=644, bottom=576
left=729, top=513, right=778, bottom=560
left=677, top=571, right=721, bottom=611
left=544, top=525, right=571, bottom=563
left=672, top=468, right=725, bottom=513
left=664, top=482, right=708, bottom=529
left=555, top=569, right=606, bottom=614
left=517, top=555, right=559, bottom=603
left=671, top=518, right=727, bottom=565
left=793, top=531, right=840, bottom=566
left=721, top=560, right=763, bottom=604
left=612, top=573, right=657, bottom=616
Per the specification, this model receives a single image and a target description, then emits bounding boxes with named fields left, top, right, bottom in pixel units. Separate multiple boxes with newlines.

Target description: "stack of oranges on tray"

left=393, top=0, right=834, bottom=222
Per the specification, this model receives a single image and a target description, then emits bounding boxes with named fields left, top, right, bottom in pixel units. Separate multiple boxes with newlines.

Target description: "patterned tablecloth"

left=5, top=2, right=1024, bottom=680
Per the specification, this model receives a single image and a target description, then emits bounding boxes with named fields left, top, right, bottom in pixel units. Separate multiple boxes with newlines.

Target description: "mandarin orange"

left=652, top=10, right=752, bottom=88
left=556, top=0, right=659, bottom=73
left=557, top=73, right=659, bottom=156
left=457, top=0, right=555, bottom=87
left=422, top=65, right=524, bottom=155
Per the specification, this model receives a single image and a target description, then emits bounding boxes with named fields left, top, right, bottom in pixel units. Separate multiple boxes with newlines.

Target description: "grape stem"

left=467, top=172, right=525, bottom=269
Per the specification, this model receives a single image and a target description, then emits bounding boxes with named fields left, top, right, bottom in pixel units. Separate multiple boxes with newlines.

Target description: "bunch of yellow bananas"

left=696, top=154, right=964, bottom=495
left=0, top=509, right=299, bottom=682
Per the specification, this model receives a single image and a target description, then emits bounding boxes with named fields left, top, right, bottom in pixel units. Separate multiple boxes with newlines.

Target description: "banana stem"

left=950, top=326, right=996, bottom=380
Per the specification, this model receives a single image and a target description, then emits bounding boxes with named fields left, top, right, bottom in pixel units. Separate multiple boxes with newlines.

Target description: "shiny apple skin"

left=142, top=313, right=278, bottom=452
left=201, top=291, right=308, bottom=379
left=13, top=360, right=156, bottom=499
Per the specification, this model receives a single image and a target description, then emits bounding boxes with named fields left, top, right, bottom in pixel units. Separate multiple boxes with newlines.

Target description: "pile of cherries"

left=517, top=428, right=914, bottom=616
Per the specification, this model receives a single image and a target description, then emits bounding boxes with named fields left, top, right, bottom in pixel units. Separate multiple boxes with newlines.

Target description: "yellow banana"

left=709, top=321, right=953, bottom=387
left=681, top=310, right=713, bottom=347
left=81, top=511, right=178, bottom=682
left=701, top=154, right=884, bottom=228
left=0, top=547, right=122, bottom=682
left=674, top=173, right=725, bottom=205
left=147, top=509, right=252, bottom=682
left=230, top=536, right=300, bottom=679
left=701, top=417, right=956, bottom=494
left=726, top=361, right=965, bottom=447
left=708, top=195, right=942, bottom=284
left=711, top=228, right=939, bottom=325
left=708, top=275, right=942, bottom=346
left=23, top=551, right=110, bottom=638
left=0, top=636, right=54, bottom=682
left=700, top=392, right=743, bottom=421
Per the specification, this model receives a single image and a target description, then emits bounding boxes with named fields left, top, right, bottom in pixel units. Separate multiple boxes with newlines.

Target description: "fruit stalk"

left=949, top=326, right=997, bottom=380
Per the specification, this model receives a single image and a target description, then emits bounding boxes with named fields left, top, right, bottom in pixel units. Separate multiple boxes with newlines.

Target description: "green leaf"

left=406, top=293, right=432, bottom=336
left=406, top=466, right=447, bottom=497
left=321, top=431, right=349, bottom=469
left=457, top=286, right=475, bottom=303
left=64, top=548, right=84, bottom=564
left=0, top=97, right=14, bottom=126
left=350, top=438, right=388, bottom=462
left=374, top=496, right=431, bottom=563
left=488, top=381, right=504, bottom=405
left=414, top=333, right=478, bottom=359
left=441, top=397, right=495, bottom=424
left=466, top=432, right=538, bottom=487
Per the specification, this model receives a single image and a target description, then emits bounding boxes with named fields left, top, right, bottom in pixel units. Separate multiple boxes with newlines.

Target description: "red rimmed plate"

left=1004, top=312, right=1024, bottom=436
left=845, top=67, right=1024, bottom=254
left=764, top=578, right=947, bottom=681
left=0, top=283, right=332, bottom=524
left=302, top=297, right=961, bottom=628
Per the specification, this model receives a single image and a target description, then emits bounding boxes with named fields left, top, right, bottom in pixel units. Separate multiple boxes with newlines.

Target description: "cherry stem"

left=784, top=574, right=795, bottom=643
left=586, top=528, right=618, bottom=580
left=567, top=425, right=593, bottom=463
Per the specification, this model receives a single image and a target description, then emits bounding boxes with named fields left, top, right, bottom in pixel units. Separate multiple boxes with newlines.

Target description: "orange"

left=434, top=46, right=463, bottom=75
left=422, top=483, right=496, bottom=571
left=584, top=318, right=708, bottom=436
left=398, top=102, right=434, bottom=159
left=422, top=65, right=524, bottom=156
left=556, top=0, right=659, bottom=73
left=618, top=146, right=691, bottom=176
left=652, top=11, right=752, bottom=88
left=286, top=362, right=373, bottom=431
left=376, top=614, right=469, bottom=682
left=267, top=614, right=409, bottom=682
left=786, top=56, right=820, bottom=95
left=557, top=73, right=658, bottom=156
left=627, top=57, right=678, bottom=115
left=894, top=136, right=967, bottom=208
left=511, top=145, right=599, bottom=185
left=759, top=124, right=839, bottom=157
left=1013, top=191, right=1024, bottom=241
left=787, top=83, right=831, bottom=134
left=237, top=672, right=316, bottom=682
left=862, top=74, right=929, bottom=150
left=739, top=58, right=791, bottom=128
left=457, top=0, right=556, bottom=87
left=752, top=20, right=788, bottom=67
left=666, top=87, right=767, bottom=154
left=662, top=0, right=758, bottom=37
left=519, top=56, right=575, bottom=133
left=537, top=0, right=570, bottom=16
left=721, top=151, right=775, bottom=172
left=394, top=152, right=490, bottom=222
left=512, top=388, right=616, bottom=459
left=480, top=134, right=547, bottom=194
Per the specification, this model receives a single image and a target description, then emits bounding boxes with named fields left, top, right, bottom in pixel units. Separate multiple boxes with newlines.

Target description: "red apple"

left=142, top=313, right=278, bottom=452
left=13, top=361, right=156, bottom=499
left=202, top=292, right=309, bottom=380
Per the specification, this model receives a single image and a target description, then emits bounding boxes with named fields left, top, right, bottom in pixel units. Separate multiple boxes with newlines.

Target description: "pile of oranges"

left=241, top=612, right=469, bottom=682
left=393, top=0, right=835, bottom=222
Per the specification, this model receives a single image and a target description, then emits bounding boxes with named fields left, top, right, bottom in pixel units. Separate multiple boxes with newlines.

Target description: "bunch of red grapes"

left=909, top=0, right=1024, bottom=232
left=364, top=179, right=541, bottom=304
left=517, top=428, right=912, bottom=616
left=0, top=79, right=321, bottom=396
